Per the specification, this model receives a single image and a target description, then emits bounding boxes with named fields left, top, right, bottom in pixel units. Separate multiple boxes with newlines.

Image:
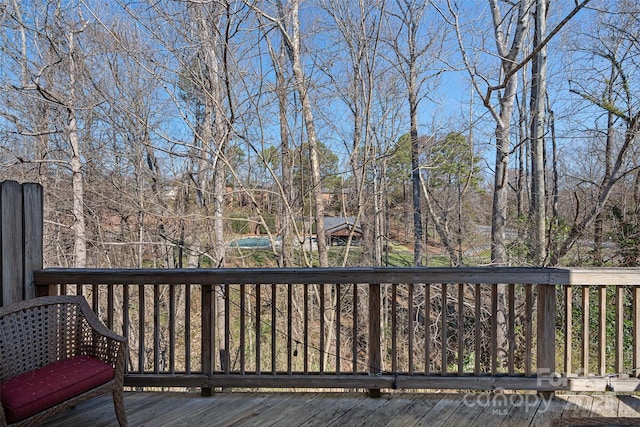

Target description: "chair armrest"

left=78, top=298, right=127, bottom=344
left=75, top=297, right=127, bottom=368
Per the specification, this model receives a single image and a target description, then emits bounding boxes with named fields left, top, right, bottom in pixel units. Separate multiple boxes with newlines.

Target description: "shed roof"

left=324, top=216, right=362, bottom=236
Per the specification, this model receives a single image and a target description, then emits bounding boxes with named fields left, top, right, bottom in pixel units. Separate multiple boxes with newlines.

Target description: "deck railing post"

left=634, top=287, right=640, bottom=378
left=201, top=284, right=213, bottom=396
left=536, top=282, right=556, bottom=396
left=368, top=282, right=381, bottom=397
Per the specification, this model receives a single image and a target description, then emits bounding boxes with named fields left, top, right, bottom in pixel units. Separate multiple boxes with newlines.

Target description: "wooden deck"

left=40, top=391, right=640, bottom=426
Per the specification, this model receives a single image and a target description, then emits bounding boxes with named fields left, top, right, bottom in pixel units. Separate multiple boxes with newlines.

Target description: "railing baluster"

left=598, top=285, right=607, bottom=376
left=582, top=286, right=590, bottom=376
left=213, top=285, right=219, bottom=374
left=525, top=283, right=532, bottom=377
left=634, top=286, right=640, bottom=378
left=391, top=282, right=397, bottom=374
left=352, top=283, right=358, bottom=374
left=458, top=283, right=464, bottom=376
left=107, top=284, right=114, bottom=330
left=224, top=283, right=230, bottom=375
left=184, top=284, right=191, bottom=375
left=255, top=283, right=261, bottom=374
left=425, top=283, right=431, bottom=375
left=304, top=283, right=309, bottom=374
left=153, top=284, right=160, bottom=374
left=319, top=283, right=325, bottom=374
left=491, top=283, right=497, bottom=376
left=474, top=283, right=481, bottom=376
left=564, top=285, right=572, bottom=377
left=122, top=284, right=129, bottom=372
left=272, top=283, right=277, bottom=375
left=240, top=283, right=246, bottom=375
left=368, top=282, right=381, bottom=397
left=408, top=282, right=414, bottom=374
left=335, top=283, right=341, bottom=374
left=616, top=286, right=624, bottom=374
left=287, top=283, right=293, bottom=375
left=88, top=283, right=100, bottom=317
left=201, top=284, right=212, bottom=396
left=93, top=284, right=99, bottom=313
left=508, top=283, right=515, bottom=376
left=442, top=283, right=448, bottom=376
left=138, top=284, right=145, bottom=373
left=169, top=284, right=176, bottom=374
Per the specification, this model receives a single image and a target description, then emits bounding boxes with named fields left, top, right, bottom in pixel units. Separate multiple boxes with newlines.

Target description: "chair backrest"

left=0, top=296, right=90, bottom=382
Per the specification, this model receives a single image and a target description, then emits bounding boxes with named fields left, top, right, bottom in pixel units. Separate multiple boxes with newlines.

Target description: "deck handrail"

left=33, top=267, right=640, bottom=394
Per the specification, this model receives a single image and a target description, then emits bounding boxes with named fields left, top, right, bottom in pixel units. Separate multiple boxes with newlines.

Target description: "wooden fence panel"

left=1, top=181, right=43, bottom=305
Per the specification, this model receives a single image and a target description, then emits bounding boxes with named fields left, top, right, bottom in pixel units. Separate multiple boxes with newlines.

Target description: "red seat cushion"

left=1, top=355, right=114, bottom=424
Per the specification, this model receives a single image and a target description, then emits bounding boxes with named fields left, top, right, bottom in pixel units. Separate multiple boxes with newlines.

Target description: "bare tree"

left=420, top=132, right=481, bottom=266
left=529, top=0, right=547, bottom=265
left=250, top=0, right=329, bottom=267
left=385, top=0, right=445, bottom=266
left=553, top=2, right=640, bottom=265
left=0, top=2, right=98, bottom=267
left=319, top=0, right=389, bottom=265
left=440, top=0, right=591, bottom=266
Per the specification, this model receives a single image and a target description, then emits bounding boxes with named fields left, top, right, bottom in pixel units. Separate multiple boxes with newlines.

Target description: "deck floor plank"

left=43, top=392, right=158, bottom=427
left=38, top=391, right=640, bottom=427
left=434, top=393, right=488, bottom=426
left=561, top=394, right=593, bottom=419
left=145, top=393, right=228, bottom=427
left=384, top=394, right=444, bottom=426
left=352, top=394, right=426, bottom=427
left=413, top=394, right=466, bottom=427
left=296, top=393, right=375, bottom=426
left=236, top=392, right=305, bottom=427
left=127, top=392, right=215, bottom=427
left=617, top=394, right=640, bottom=417
left=588, top=393, right=615, bottom=418
left=326, top=394, right=400, bottom=427
left=528, top=395, right=572, bottom=427
left=199, top=393, right=276, bottom=427
left=472, top=393, right=542, bottom=427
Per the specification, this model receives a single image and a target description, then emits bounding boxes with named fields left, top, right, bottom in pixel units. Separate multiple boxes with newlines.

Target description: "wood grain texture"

left=38, top=391, right=640, bottom=427
left=1, top=180, right=23, bottom=306
left=22, top=183, right=43, bottom=300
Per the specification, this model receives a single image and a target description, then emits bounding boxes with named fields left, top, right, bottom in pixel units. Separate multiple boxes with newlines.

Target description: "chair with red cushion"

left=0, top=296, right=127, bottom=426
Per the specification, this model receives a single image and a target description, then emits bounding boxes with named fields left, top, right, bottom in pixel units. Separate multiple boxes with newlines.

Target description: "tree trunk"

left=66, top=30, right=87, bottom=268
left=488, top=0, right=533, bottom=369
left=517, top=85, right=528, bottom=219
left=275, top=45, right=295, bottom=267
left=529, top=0, right=547, bottom=266
left=279, top=0, right=328, bottom=267
left=191, top=0, right=230, bottom=372
left=548, top=101, right=560, bottom=258
left=410, top=94, right=423, bottom=266
left=491, top=119, right=512, bottom=267
left=593, top=67, right=616, bottom=266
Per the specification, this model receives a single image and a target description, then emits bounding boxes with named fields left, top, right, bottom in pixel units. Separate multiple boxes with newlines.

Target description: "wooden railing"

left=33, top=267, right=640, bottom=394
